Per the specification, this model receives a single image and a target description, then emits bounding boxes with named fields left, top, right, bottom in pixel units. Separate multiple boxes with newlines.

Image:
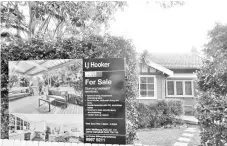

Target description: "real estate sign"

left=83, top=58, right=126, bottom=144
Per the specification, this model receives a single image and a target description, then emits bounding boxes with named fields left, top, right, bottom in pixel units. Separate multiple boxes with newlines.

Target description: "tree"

left=140, top=49, right=149, bottom=64
left=196, top=23, right=227, bottom=146
left=155, top=1, right=185, bottom=8
left=8, top=74, right=18, bottom=88
left=1, top=1, right=126, bottom=42
left=197, top=23, right=227, bottom=95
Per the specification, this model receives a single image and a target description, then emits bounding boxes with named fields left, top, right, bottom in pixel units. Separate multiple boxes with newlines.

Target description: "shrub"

left=167, top=99, right=184, bottom=116
left=136, top=99, right=184, bottom=128
left=156, top=99, right=184, bottom=127
left=196, top=92, right=227, bottom=145
left=136, top=102, right=155, bottom=128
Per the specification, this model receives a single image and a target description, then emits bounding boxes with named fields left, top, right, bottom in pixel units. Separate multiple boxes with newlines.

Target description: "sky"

left=109, top=1, right=227, bottom=53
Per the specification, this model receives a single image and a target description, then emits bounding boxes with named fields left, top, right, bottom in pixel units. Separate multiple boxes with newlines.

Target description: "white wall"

left=33, top=121, right=46, bottom=132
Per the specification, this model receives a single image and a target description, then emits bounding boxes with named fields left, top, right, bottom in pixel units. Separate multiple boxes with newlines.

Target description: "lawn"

left=136, top=125, right=201, bottom=146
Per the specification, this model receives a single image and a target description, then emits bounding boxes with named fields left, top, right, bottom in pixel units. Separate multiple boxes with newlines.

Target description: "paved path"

left=180, top=116, right=198, bottom=124
left=173, top=127, right=197, bottom=146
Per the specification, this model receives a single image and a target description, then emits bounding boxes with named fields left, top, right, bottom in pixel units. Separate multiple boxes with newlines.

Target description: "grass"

left=136, top=125, right=201, bottom=146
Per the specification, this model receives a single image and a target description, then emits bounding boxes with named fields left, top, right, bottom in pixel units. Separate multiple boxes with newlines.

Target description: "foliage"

left=196, top=23, right=227, bottom=146
left=155, top=1, right=185, bottom=8
left=42, top=61, right=82, bottom=88
left=66, top=62, right=83, bottom=92
left=1, top=34, right=139, bottom=143
left=20, top=76, right=30, bottom=87
left=8, top=74, right=18, bottom=88
left=1, top=1, right=126, bottom=42
left=136, top=99, right=184, bottom=129
left=197, top=24, right=227, bottom=95
left=167, top=99, right=185, bottom=116
left=136, top=102, right=152, bottom=128
left=196, top=92, right=227, bottom=146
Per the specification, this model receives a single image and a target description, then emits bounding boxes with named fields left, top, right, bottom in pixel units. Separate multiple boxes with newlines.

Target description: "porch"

left=9, top=95, right=83, bottom=114
left=8, top=59, right=83, bottom=114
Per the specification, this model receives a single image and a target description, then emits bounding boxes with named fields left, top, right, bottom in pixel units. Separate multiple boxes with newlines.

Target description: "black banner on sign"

left=83, top=58, right=125, bottom=71
left=83, top=58, right=126, bottom=144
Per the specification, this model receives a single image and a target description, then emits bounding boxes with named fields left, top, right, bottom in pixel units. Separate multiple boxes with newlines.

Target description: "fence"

left=0, top=139, right=150, bottom=146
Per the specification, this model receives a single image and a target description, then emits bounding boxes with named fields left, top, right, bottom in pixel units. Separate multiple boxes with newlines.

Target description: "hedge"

left=196, top=92, right=227, bottom=145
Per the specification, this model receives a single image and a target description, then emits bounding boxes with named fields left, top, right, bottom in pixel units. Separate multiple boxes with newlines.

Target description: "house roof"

left=144, top=59, right=174, bottom=76
left=146, top=52, right=203, bottom=69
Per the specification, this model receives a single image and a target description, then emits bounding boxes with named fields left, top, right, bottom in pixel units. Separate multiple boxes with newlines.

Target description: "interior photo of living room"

left=8, top=59, right=83, bottom=114
left=8, top=113, right=83, bottom=142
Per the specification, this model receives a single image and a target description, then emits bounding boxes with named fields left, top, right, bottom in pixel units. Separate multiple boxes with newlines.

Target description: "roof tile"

left=146, top=52, right=203, bottom=69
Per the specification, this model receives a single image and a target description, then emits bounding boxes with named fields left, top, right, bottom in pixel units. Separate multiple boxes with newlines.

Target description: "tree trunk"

left=28, top=2, right=33, bottom=40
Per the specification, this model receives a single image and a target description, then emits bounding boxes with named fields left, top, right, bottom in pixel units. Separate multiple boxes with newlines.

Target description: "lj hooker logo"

left=84, top=61, right=110, bottom=69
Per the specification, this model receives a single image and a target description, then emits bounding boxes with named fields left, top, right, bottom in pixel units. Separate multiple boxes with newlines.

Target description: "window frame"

left=138, top=75, right=157, bottom=99
left=9, top=114, right=16, bottom=131
left=9, top=114, right=30, bottom=133
left=166, top=80, right=194, bottom=97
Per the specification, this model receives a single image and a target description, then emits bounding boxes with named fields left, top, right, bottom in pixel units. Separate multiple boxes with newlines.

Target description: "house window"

left=16, top=117, right=21, bottom=130
left=9, top=114, right=15, bottom=131
left=24, top=121, right=30, bottom=130
left=20, top=119, right=23, bottom=130
left=139, top=75, right=156, bottom=99
left=167, top=81, right=174, bottom=95
left=27, top=123, right=30, bottom=130
left=9, top=114, right=30, bottom=132
left=166, top=80, right=194, bottom=97
left=176, top=81, right=183, bottom=95
left=185, top=81, right=192, bottom=95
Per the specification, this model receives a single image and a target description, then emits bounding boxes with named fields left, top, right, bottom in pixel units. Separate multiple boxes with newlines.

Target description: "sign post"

left=83, top=58, right=126, bottom=144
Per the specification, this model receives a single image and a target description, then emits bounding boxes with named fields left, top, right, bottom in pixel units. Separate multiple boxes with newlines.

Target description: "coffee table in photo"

left=38, top=97, right=56, bottom=112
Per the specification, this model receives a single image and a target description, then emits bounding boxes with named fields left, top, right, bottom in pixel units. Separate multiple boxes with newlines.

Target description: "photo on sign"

left=8, top=114, right=83, bottom=143
left=8, top=59, right=83, bottom=114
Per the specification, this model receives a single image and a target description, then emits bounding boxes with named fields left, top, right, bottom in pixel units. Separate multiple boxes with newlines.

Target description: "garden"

left=134, top=23, right=227, bottom=146
left=134, top=99, right=201, bottom=146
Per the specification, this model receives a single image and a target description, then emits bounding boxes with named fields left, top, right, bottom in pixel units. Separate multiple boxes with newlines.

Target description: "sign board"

left=83, top=58, right=126, bottom=144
